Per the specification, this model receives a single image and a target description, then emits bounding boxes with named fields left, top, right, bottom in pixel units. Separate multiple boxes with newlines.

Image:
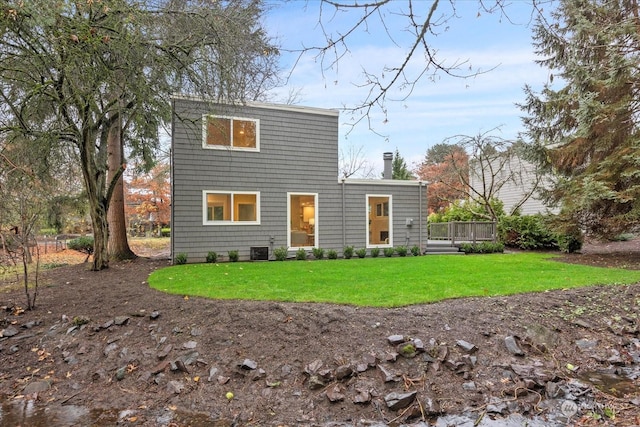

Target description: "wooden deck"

left=426, top=221, right=497, bottom=254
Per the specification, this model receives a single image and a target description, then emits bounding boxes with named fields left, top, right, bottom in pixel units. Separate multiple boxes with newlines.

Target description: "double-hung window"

left=202, top=115, right=259, bottom=151
left=203, top=191, right=260, bottom=225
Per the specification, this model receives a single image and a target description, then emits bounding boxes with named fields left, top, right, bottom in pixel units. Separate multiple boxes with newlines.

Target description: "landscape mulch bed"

left=1, top=241, right=639, bottom=426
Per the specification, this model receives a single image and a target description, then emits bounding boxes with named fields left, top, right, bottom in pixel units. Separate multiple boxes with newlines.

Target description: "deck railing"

left=428, top=221, right=497, bottom=245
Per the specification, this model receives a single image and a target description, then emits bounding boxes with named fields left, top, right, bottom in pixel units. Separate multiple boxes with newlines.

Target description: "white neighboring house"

left=468, top=154, right=557, bottom=216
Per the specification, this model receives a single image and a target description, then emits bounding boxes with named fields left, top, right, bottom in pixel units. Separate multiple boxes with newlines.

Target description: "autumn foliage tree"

left=415, top=144, right=468, bottom=213
left=125, top=162, right=171, bottom=236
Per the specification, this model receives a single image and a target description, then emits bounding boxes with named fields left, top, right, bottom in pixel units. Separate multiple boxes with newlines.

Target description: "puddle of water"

left=0, top=400, right=228, bottom=427
left=434, top=413, right=561, bottom=426
left=0, top=400, right=110, bottom=426
left=578, top=371, right=639, bottom=398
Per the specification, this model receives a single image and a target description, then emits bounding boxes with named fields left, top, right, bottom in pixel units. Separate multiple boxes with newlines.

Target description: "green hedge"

left=498, top=214, right=583, bottom=253
left=67, top=236, right=94, bottom=254
left=460, top=242, right=505, bottom=254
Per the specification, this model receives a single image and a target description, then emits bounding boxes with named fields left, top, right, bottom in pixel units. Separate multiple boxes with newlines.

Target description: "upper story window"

left=203, top=115, right=259, bottom=151
left=203, top=191, right=260, bottom=225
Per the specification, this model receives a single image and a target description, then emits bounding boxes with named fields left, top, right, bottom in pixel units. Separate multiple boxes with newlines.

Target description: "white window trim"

left=201, top=114, right=260, bottom=152
left=287, top=192, right=318, bottom=249
left=366, top=194, right=393, bottom=248
left=202, top=190, right=261, bottom=225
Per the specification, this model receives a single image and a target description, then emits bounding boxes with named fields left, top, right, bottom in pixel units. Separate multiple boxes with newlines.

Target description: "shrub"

left=67, top=236, right=94, bottom=254
left=274, top=246, right=288, bottom=261
left=161, top=227, right=171, bottom=237
left=39, top=228, right=57, bottom=236
left=205, top=251, right=218, bottom=263
left=396, top=246, right=408, bottom=257
left=343, top=245, right=354, bottom=259
left=327, top=249, right=338, bottom=259
left=383, top=247, right=395, bottom=257
left=228, top=250, right=239, bottom=262
left=175, top=253, right=188, bottom=265
left=555, top=225, right=583, bottom=253
left=312, top=247, right=325, bottom=260
left=296, top=248, right=307, bottom=260
left=355, top=248, right=367, bottom=258
left=498, top=215, right=555, bottom=250
left=410, top=245, right=421, bottom=256
left=498, top=214, right=584, bottom=253
left=370, top=247, right=380, bottom=258
left=68, top=236, right=94, bottom=261
left=613, top=233, right=635, bottom=242
left=460, top=242, right=504, bottom=254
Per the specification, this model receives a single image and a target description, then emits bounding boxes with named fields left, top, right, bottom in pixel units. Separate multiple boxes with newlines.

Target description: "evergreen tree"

left=520, top=0, right=640, bottom=238
left=391, top=149, right=413, bottom=180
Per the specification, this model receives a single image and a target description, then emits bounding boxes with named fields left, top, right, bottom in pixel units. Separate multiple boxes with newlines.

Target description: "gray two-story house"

left=171, top=96, right=427, bottom=262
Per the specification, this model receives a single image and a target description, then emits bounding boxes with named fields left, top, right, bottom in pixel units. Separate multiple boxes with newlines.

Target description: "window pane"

left=290, top=194, right=315, bottom=247
left=233, top=120, right=256, bottom=148
left=206, top=117, right=231, bottom=147
left=207, top=193, right=231, bottom=221
left=234, top=194, right=257, bottom=221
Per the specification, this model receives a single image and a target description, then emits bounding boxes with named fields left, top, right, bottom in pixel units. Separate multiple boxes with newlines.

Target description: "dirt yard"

left=1, top=239, right=639, bottom=426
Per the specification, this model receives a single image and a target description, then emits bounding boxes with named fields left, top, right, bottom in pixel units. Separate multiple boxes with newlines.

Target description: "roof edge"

left=341, top=178, right=427, bottom=186
left=171, top=94, right=340, bottom=117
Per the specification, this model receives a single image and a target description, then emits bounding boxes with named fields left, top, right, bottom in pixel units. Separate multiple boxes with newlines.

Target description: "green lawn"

left=147, top=253, right=640, bottom=307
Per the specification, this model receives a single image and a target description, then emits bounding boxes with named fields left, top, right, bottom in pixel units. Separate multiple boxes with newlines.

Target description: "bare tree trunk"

left=88, top=196, right=110, bottom=271
left=79, top=129, right=110, bottom=271
left=107, top=118, right=136, bottom=261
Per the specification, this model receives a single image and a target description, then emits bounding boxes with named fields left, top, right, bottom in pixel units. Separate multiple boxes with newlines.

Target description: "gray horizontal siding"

left=172, top=99, right=341, bottom=261
left=341, top=183, right=427, bottom=250
left=172, top=98, right=428, bottom=262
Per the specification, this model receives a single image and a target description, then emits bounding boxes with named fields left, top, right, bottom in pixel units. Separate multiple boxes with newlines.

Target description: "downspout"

left=341, top=178, right=346, bottom=248
left=419, top=181, right=424, bottom=251
left=170, top=99, right=175, bottom=264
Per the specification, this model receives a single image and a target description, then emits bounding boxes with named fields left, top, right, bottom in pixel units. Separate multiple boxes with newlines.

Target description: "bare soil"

left=1, top=240, right=640, bottom=426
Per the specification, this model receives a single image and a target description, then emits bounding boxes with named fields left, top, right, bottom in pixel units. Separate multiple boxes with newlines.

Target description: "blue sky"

left=264, top=1, right=553, bottom=175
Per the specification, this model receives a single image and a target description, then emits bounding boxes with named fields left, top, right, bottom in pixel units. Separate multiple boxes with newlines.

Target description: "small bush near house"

left=410, top=245, right=421, bottom=256
left=296, top=248, right=307, bottom=260
left=383, top=247, right=395, bottom=257
left=343, top=246, right=354, bottom=259
left=228, top=250, right=239, bottom=262
left=175, top=253, right=188, bottom=265
left=396, top=246, right=408, bottom=257
left=274, top=246, right=288, bottom=261
left=355, top=248, right=367, bottom=258
left=460, top=242, right=504, bottom=254
left=327, top=249, right=338, bottom=259
left=370, top=248, right=380, bottom=258
left=312, top=247, right=325, bottom=260
left=161, top=227, right=171, bottom=237
left=205, top=251, right=217, bottom=263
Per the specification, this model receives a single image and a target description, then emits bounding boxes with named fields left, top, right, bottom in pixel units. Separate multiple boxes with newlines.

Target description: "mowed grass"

left=147, top=252, right=640, bottom=307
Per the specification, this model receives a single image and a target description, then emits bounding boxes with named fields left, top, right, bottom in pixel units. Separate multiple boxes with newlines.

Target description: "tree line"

left=2, top=0, right=638, bottom=276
